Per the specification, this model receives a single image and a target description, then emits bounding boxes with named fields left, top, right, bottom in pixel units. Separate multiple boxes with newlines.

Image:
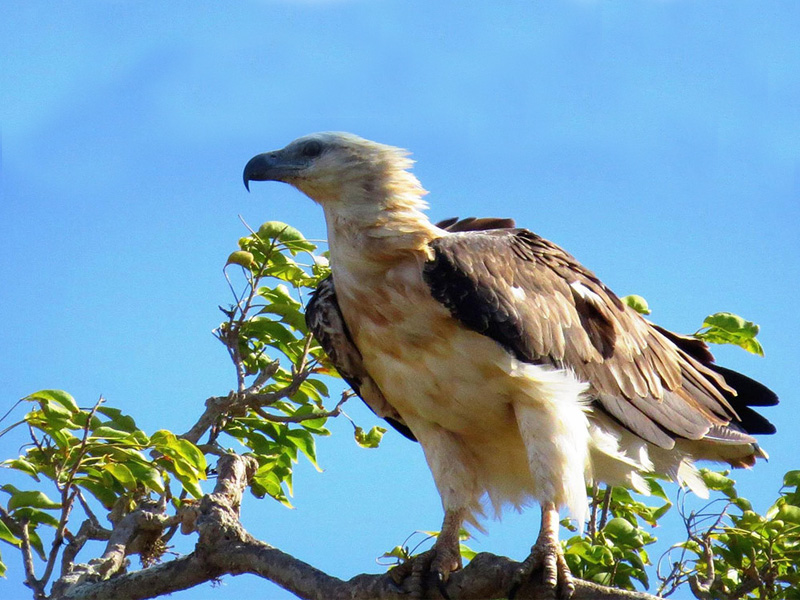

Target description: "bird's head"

left=243, top=132, right=421, bottom=206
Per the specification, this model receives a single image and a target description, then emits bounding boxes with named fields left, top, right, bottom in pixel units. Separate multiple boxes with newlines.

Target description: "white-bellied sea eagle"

left=243, top=132, right=777, bottom=599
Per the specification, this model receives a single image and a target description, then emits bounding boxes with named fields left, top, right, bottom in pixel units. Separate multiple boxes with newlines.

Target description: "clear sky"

left=1, top=2, right=799, bottom=598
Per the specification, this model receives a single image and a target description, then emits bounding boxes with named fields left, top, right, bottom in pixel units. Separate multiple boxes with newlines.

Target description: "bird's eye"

left=302, top=140, right=322, bottom=158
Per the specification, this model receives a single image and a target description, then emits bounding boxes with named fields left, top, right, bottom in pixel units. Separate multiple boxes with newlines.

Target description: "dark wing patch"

left=437, top=216, right=517, bottom=232
left=306, top=217, right=518, bottom=442
left=423, top=229, right=777, bottom=449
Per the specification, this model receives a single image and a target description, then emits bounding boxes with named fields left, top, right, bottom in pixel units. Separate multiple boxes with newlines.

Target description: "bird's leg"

left=510, top=502, right=574, bottom=600
left=430, top=507, right=465, bottom=581
left=389, top=424, right=478, bottom=598
left=390, top=507, right=464, bottom=600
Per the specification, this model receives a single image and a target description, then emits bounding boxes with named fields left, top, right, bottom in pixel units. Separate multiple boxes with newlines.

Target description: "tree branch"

left=52, top=454, right=661, bottom=600
left=52, top=499, right=176, bottom=598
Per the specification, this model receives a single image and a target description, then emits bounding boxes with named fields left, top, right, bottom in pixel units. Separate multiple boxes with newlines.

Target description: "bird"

left=243, top=132, right=777, bottom=599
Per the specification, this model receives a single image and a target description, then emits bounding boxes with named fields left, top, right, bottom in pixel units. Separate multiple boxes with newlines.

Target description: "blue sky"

left=1, top=2, right=799, bottom=598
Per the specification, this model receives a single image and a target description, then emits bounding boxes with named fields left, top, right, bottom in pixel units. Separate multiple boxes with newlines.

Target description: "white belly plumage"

left=348, top=288, right=595, bottom=526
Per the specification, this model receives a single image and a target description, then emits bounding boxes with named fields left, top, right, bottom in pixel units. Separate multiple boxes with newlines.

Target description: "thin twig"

left=588, top=483, right=599, bottom=541
left=75, top=491, right=103, bottom=531
left=0, top=418, right=26, bottom=439
left=61, top=397, right=105, bottom=492
left=38, top=487, right=78, bottom=590
left=250, top=394, right=349, bottom=424
left=0, top=397, right=25, bottom=425
left=19, top=518, right=42, bottom=597
left=599, top=485, right=612, bottom=531
left=32, top=398, right=107, bottom=591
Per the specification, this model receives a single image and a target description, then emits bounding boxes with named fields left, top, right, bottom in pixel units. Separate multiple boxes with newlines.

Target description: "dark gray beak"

left=243, top=149, right=310, bottom=191
left=243, top=152, right=281, bottom=192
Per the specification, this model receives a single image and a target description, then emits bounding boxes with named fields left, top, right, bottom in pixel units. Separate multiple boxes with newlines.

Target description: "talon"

left=389, top=559, right=413, bottom=586
left=436, top=571, right=451, bottom=600
left=509, top=541, right=574, bottom=600
left=389, top=547, right=458, bottom=599
left=508, top=577, right=522, bottom=600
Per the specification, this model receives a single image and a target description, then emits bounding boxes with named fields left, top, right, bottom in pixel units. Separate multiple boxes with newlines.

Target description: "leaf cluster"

left=0, top=391, right=206, bottom=581
left=0, top=221, right=382, bottom=590
left=695, top=313, right=764, bottom=356
left=563, top=480, right=672, bottom=591
left=668, top=470, right=800, bottom=599
left=215, top=221, right=380, bottom=506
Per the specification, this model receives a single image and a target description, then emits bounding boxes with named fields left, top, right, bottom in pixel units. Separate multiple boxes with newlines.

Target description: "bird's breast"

left=335, top=264, right=523, bottom=436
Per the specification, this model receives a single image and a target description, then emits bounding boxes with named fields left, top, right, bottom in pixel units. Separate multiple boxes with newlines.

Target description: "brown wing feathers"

left=309, top=215, right=776, bottom=451
left=423, top=228, right=777, bottom=450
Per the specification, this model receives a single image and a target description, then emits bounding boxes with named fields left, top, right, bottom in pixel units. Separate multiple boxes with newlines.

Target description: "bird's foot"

left=389, top=545, right=461, bottom=599
left=509, top=539, right=574, bottom=600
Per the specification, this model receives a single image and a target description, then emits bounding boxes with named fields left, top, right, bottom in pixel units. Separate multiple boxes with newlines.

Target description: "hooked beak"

left=243, top=151, right=305, bottom=191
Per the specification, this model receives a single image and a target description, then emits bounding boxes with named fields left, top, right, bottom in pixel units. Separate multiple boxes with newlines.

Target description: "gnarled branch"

left=52, top=454, right=660, bottom=600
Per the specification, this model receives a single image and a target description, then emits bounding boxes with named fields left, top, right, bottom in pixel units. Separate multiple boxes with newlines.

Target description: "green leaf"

left=286, top=429, right=320, bottom=471
left=304, top=378, right=330, bottom=400
left=179, top=477, right=204, bottom=500
left=695, top=312, right=764, bottom=356
left=245, top=319, right=299, bottom=346
left=622, top=295, right=651, bottom=315
left=103, top=463, right=137, bottom=491
left=126, top=463, right=165, bottom=494
left=76, top=478, right=118, bottom=509
left=151, top=430, right=207, bottom=473
left=381, top=545, right=410, bottom=561
left=259, top=302, right=308, bottom=332
left=95, top=407, right=139, bottom=433
left=172, top=439, right=207, bottom=473
left=700, top=470, right=737, bottom=498
left=651, top=502, right=672, bottom=522
left=604, top=517, right=643, bottom=548
left=459, top=543, right=477, bottom=561
left=151, top=431, right=206, bottom=497
left=257, top=222, right=316, bottom=254
left=290, top=404, right=330, bottom=432
left=643, top=477, right=669, bottom=502
left=24, top=390, right=79, bottom=413
left=39, top=399, right=75, bottom=420
left=1, top=458, right=40, bottom=480
left=0, top=521, right=20, bottom=547
left=10, top=508, right=59, bottom=528
left=783, top=470, right=800, bottom=488
left=226, top=250, right=255, bottom=269
left=777, top=504, right=800, bottom=525
left=90, top=426, right=134, bottom=440
left=258, top=284, right=302, bottom=310
left=354, top=426, right=387, bottom=449
left=250, top=464, right=293, bottom=507
left=28, top=529, right=46, bottom=560
left=1, top=486, right=61, bottom=511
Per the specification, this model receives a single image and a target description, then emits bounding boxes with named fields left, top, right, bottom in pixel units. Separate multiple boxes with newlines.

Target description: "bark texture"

left=51, top=454, right=660, bottom=600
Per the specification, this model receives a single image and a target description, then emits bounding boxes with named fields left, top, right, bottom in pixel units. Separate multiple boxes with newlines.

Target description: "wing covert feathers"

left=423, top=229, right=777, bottom=451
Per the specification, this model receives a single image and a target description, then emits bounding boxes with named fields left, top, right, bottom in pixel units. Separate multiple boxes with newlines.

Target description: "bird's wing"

left=423, top=228, right=777, bottom=450
left=306, top=217, right=518, bottom=442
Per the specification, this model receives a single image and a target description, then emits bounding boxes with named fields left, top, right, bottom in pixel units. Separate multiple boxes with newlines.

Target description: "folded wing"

left=422, top=228, right=777, bottom=451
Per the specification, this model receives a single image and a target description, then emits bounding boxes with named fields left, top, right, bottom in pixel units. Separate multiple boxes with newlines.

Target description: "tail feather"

left=708, top=364, right=779, bottom=407
left=652, top=324, right=778, bottom=437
